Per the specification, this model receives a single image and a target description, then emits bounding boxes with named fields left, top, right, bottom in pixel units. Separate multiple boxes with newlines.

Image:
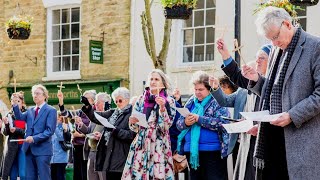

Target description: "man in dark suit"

left=13, top=84, right=57, bottom=180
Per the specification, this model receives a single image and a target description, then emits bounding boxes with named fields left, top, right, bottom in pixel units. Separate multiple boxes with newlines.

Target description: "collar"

left=35, top=102, right=46, bottom=110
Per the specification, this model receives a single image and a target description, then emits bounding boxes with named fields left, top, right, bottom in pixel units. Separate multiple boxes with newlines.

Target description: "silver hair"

left=145, top=69, right=172, bottom=93
left=255, top=6, right=292, bottom=36
left=111, top=87, right=130, bottom=101
left=95, top=92, right=111, bottom=104
left=31, top=84, right=49, bottom=102
left=83, top=90, right=97, bottom=101
left=190, top=71, right=211, bottom=90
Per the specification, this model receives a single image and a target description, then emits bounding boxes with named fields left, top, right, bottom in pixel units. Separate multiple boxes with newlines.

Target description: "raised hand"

left=216, top=38, right=231, bottom=60
left=57, top=90, right=64, bottom=105
left=80, top=96, right=90, bottom=106
left=209, top=76, right=220, bottom=90
left=241, top=64, right=259, bottom=82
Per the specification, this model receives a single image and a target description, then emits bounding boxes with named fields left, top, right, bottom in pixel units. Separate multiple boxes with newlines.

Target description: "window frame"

left=45, top=4, right=81, bottom=81
left=179, top=0, right=216, bottom=66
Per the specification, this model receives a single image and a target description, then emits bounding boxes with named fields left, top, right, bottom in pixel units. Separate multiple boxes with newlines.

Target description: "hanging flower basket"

left=289, top=0, right=319, bottom=6
left=164, top=5, right=193, bottom=19
left=253, top=0, right=304, bottom=20
left=7, top=27, right=30, bottom=40
left=5, top=15, right=33, bottom=40
left=161, top=0, right=197, bottom=20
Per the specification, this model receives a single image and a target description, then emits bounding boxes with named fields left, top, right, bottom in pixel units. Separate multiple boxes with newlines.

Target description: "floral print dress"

left=121, top=95, right=176, bottom=180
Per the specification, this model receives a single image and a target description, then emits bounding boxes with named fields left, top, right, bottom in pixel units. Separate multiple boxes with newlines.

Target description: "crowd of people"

left=0, top=6, right=319, bottom=180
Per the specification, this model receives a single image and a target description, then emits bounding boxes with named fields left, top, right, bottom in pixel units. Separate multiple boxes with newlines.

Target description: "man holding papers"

left=242, top=7, right=320, bottom=180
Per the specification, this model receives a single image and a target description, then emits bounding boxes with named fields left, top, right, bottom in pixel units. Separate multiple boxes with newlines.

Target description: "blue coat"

left=51, top=123, right=68, bottom=163
left=13, top=103, right=57, bottom=156
left=211, top=87, right=248, bottom=154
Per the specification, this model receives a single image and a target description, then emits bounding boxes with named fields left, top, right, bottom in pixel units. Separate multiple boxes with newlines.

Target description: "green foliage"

left=5, top=15, right=33, bottom=31
left=160, top=0, right=198, bottom=8
left=254, top=0, right=304, bottom=19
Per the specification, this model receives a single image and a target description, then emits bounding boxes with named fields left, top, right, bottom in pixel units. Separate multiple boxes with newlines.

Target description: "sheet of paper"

left=176, top=108, right=191, bottom=117
left=6, top=113, right=14, bottom=128
left=68, top=122, right=74, bottom=132
left=86, top=133, right=95, bottom=139
left=10, top=139, right=26, bottom=142
left=131, top=110, right=148, bottom=128
left=222, top=120, right=254, bottom=133
left=240, top=110, right=284, bottom=122
left=94, top=112, right=115, bottom=128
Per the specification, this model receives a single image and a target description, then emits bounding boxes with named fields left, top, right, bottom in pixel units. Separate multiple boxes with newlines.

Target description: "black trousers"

left=51, top=163, right=67, bottom=180
left=106, top=171, right=122, bottom=180
left=73, top=145, right=88, bottom=180
left=186, top=151, right=227, bottom=180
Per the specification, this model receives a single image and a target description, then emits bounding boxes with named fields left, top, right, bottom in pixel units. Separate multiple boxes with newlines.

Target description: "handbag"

left=172, top=153, right=189, bottom=174
left=59, top=129, right=72, bottom=151
left=59, top=141, right=72, bottom=151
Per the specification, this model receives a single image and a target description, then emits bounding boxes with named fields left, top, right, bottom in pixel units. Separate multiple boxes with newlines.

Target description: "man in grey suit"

left=242, top=6, right=320, bottom=180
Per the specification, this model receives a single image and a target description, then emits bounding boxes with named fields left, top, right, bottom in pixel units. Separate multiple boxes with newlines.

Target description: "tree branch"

left=158, top=19, right=172, bottom=73
left=144, top=0, right=158, bottom=68
left=141, top=13, right=151, bottom=57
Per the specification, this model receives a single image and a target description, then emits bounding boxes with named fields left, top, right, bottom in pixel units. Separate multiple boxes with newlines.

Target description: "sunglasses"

left=115, top=99, right=123, bottom=104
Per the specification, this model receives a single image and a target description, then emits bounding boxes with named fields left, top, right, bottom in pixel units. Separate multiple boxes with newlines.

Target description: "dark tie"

left=35, top=107, right=40, bottom=119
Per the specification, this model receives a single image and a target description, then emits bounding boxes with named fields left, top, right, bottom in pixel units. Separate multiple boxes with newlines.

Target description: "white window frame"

left=44, top=4, right=81, bottom=81
left=297, top=7, right=307, bottom=31
left=177, top=0, right=216, bottom=67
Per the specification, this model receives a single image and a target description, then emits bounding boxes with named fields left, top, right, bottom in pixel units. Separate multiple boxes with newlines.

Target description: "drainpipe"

left=234, top=0, right=241, bottom=65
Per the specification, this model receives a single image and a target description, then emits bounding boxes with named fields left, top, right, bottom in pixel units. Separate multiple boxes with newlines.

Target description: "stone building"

left=0, top=0, right=131, bottom=109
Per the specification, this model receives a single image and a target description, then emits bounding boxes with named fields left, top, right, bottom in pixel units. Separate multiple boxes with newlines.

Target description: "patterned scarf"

left=104, top=104, right=131, bottom=145
left=254, top=28, right=302, bottom=169
left=177, top=95, right=212, bottom=170
left=142, top=88, right=171, bottom=120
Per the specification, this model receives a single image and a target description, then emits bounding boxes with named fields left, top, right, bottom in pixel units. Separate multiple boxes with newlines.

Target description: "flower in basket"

left=253, top=0, right=304, bottom=20
left=5, top=15, right=33, bottom=40
left=161, top=0, right=198, bottom=19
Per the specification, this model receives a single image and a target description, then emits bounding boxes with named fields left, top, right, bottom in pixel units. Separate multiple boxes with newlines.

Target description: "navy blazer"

left=13, top=103, right=57, bottom=156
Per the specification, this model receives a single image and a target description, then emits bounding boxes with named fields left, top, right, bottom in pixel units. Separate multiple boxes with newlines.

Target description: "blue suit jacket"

left=13, top=103, right=57, bottom=156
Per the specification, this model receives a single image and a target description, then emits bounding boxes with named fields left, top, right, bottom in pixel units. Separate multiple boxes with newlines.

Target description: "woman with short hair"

left=176, top=71, right=230, bottom=180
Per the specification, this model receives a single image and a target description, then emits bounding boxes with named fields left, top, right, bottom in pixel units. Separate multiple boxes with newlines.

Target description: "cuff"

left=222, top=56, right=233, bottom=67
left=113, top=128, right=120, bottom=135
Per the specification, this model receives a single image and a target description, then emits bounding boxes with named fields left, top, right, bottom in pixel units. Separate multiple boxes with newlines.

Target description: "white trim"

left=129, top=0, right=136, bottom=95
left=45, top=5, right=81, bottom=80
left=42, top=0, right=82, bottom=8
left=42, top=73, right=81, bottom=81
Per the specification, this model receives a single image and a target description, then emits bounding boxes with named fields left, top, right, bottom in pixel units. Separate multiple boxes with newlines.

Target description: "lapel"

left=283, top=30, right=306, bottom=87
left=33, top=103, right=48, bottom=125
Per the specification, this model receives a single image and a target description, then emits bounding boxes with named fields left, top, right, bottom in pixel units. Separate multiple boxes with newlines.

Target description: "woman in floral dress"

left=122, top=69, right=176, bottom=180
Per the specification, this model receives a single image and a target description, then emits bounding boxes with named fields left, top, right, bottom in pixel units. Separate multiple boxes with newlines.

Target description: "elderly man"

left=242, top=7, right=320, bottom=180
left=13, top=84, right=57, bottom=180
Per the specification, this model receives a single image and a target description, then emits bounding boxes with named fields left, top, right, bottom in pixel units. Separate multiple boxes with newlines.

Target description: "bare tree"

left=141, top=0, right=172, bottom=73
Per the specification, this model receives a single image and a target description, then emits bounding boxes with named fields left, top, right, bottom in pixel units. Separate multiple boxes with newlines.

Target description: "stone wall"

left=0, top=0, right=131, bottom=107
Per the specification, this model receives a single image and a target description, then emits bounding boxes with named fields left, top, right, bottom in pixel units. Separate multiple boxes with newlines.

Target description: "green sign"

left=7, top=81, right=120, bottom=106
left=89, top=40, right=103, bottom=64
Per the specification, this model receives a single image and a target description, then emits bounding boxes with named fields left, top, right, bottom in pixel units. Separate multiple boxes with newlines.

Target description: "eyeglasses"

left=32, top=92, right=44, bottom=96
left=115, top=99, right=123, bottom=104
left=270, top=22, right=283, bottom=41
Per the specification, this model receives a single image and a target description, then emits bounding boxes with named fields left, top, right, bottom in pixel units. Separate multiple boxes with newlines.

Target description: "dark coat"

left=2, top=113, right=25, bottom=179
left=82, top=105, right=136, bottom=172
